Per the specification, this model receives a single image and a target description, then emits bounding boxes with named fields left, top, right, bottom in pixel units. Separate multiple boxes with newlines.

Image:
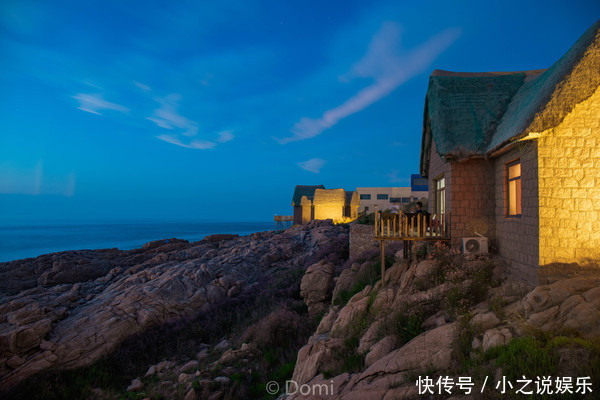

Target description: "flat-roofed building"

left=356, top=186, right=428, bottom=213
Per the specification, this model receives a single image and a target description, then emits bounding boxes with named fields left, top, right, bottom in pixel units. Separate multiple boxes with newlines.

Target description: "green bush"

left=377, top=310, right=424, bottom=348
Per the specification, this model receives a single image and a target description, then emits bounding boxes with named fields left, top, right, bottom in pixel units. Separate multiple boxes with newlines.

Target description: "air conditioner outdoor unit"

left=462, top=237, right=489, bottom=254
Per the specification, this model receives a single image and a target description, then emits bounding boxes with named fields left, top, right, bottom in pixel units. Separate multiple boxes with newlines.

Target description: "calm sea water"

left=0, top=221, right=275, bottom=263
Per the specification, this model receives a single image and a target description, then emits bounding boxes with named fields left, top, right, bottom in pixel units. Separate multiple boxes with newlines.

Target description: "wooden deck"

left=274, top=215, right=293, bottom=231
left=374, top=208, right=450, bottom=282
left=375, top=210, right=450, bottom=241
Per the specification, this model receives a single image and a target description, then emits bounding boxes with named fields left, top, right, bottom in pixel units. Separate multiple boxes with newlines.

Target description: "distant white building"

left=357, top=182, right=428, bottom=213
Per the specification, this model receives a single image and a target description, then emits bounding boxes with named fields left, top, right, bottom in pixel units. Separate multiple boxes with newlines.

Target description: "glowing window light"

left=507, top=160, right=521, bottom=216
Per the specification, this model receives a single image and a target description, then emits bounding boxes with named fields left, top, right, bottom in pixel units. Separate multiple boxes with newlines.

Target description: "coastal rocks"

left=331, top=266, right=358, bottom=301
left=218, top=343, right=261, bottom=365
left=0, top=250, right=121, bottom=295
left=521, top=277, right=600, bottom=314
left=292, top=337, right=345, bottom=386
left=203, top=234, right=239, bottom=243
left=142, top=238, right=189, bottom=250
left=300, top=260, right=335, bottom=316
left=364, top=335, right=396, bottom=368
left=127, top=378, right=144, bottom=392
left=482, top=328, right=513, bottom=351
left=520, top=278, right=600, bottom=338
left=356, top=322, right=457, bottom=386
left=0, top=221, right=347, bottom=391
left=471, top=311, right=500, bottom=331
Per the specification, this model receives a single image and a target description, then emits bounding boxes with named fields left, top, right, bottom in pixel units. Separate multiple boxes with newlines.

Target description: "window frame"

left=506, top=159, right=522, bottom=218
left=434, top=175, right=445, bottom=215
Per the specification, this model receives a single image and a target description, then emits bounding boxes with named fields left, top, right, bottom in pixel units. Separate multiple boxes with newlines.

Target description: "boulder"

left=178, top=360, right=199, bottom=373
left=330, top=291, right=370, bottom=335
left=357, top=323, right=457, bottom=386
left=472, top=311, right=500, bottom=331
left=300, top=261, right=335, bottom=316
left=365, top=335, right=396, bottom=368
left=292, top=337, right=345, bottom=386
left=332, top=268, right=358, bottom=301
left=214, top=376, right=231, bottom=385
left=482, top=328, right=513, bottom=351
left=184, top=389, right=197, bottom=400
left=127, top=378, right=144, bottom=392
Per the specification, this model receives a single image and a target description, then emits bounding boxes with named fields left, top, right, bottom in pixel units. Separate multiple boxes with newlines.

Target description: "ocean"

left=0, top=221, right=275, bottom=263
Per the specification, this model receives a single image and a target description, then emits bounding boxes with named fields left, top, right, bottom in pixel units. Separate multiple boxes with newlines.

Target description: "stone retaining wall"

left=349, top=224, right=378, bottom=259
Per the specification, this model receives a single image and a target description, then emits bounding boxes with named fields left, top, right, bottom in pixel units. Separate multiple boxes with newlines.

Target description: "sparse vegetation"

left=333, top=244, right=400, bottom=306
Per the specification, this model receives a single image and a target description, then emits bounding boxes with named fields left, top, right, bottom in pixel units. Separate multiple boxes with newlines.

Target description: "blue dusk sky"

left=1, top=0, right=599, bottom=222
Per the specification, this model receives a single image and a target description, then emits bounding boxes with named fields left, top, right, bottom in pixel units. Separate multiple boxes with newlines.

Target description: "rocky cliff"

left=0, top=220, right=346, bottom=392
left=3, top=223, right=599, bottom=400
left=290, top=246, right=600, bottom=399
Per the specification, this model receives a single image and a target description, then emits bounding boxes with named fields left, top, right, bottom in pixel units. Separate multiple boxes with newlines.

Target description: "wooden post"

left=374, top=205, right=378, bottom=238
left=380, top=239, right=386, bottom=286
left=413, top=241, right=417, bottom=263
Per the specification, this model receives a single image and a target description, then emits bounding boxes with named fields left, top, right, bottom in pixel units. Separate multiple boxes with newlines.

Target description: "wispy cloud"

left=278, top=22, right=461, bottom=144
left=149, top=95, right=235, bottom=150
left=147, top=94, right=198, bottom=136
left=73, top=93, right=129, bottom=115
left=298, top=158, right=326, bottom=173
left=156, top=134, right=216, bottom=149
left=133, top=81, right=151, bottom=91
left=216, top=130, right=234, bottom=143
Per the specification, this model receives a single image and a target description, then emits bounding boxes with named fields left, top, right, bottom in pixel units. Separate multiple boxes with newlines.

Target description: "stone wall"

left=493, top=142, right=540, bottom=285
left=427, top=140, right=496, bottom=248
left=449, top=159, right=496, bottom=248
left=537, top=86, right=600, bottom=269
left=349, top=224, right=378, bottom=259
left=427, top=139, right=452, bottom=221
left=314, top=205, right=344, bottom=221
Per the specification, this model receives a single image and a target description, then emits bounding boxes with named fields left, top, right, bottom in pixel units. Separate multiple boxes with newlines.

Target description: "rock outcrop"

left=300, top=260, right=335, bottom=316
left=0, top=220, right=344, bottom=391
left=290, top=254, right=600, bottom=400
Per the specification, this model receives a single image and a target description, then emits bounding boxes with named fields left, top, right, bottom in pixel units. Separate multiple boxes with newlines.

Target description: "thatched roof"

left=299, top=195, right=312, bottom=206
left=313, top=189, right=346, bottom=206
left=421, top=19, right=600, bottom=176
left=292, top=185, right=324, bottom=206
left=345, top=191, right=359, bottom=207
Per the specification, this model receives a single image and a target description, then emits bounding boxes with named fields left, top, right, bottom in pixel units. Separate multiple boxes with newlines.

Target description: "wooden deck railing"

left=274, top=215, right=293, bottom=231
left=374, top=210, right=450, bottom=240
left=374, top=208, right=450, bottom=285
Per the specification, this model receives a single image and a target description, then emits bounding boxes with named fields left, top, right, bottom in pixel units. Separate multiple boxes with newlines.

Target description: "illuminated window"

left=435, top=176, right=445, bottom=215
left=377, top=194, right=389, bottom=200
left=507, top=160, right=521, bottom=217
left=360, top=194, right=371, bottom=200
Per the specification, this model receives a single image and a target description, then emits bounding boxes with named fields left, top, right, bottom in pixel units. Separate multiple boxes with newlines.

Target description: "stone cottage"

left=292, top=185, right=359, bottom=224
left=292, top=185, right=325, bottom=225
left=420, top=20, right=600, bottom=284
